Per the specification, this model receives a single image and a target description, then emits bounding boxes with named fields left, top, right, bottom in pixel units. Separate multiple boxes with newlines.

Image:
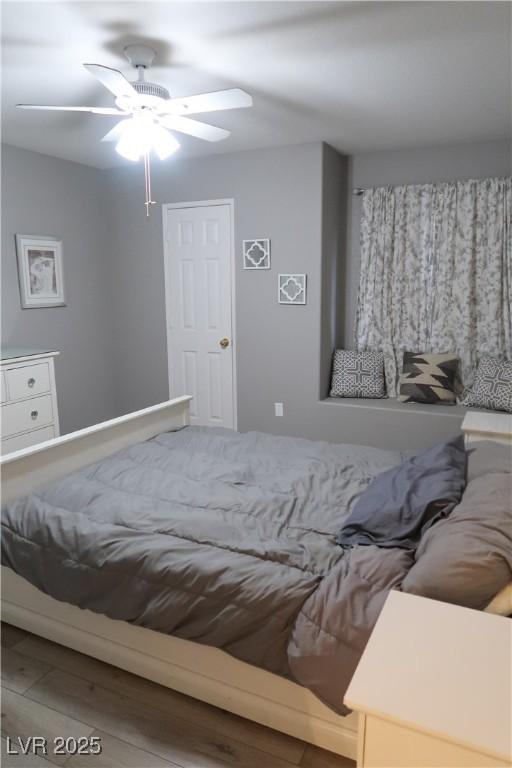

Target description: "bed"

left=1, top=397, right=510, bottom=761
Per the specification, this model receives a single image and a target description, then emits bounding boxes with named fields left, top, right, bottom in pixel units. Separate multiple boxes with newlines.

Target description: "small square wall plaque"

left=278, top=274, right=307, bottom=305
left=243, top=239, right=271, bottom=270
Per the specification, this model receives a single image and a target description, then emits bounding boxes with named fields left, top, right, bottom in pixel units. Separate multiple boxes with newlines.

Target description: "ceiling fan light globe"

left=115, top=137, right=140, bottom=162
left=151, top=125, right=180, bottom=160
left=115, top=117, right=151, bottom=161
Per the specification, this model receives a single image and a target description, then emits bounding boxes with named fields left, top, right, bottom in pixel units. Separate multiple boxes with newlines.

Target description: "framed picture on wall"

left=15, top=234, right=66, bottom=308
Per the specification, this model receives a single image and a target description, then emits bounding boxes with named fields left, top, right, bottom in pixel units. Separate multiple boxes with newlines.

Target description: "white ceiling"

left=2, top=1, right=511, bottom=169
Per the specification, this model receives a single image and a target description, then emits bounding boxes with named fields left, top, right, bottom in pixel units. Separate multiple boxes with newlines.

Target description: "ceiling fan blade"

left=160, top=88, right=252, bottom=116
left=100, top=120, right=130, bottom=142
left=159, top=115, right=230, bottom=142
left=16, top=104, right=126, bottom=115
left=83, top=63, right=138, bottom=99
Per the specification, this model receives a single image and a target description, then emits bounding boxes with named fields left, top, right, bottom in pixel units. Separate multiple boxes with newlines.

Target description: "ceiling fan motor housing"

left=123, top=44, right=157, bottom=69
left=132, top=81, right=170, bottom=100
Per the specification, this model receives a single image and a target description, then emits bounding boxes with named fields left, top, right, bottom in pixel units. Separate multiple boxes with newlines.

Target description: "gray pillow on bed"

left=337, top=436, right=467, bottom=550
left=402, top=459, right=512, bottom=610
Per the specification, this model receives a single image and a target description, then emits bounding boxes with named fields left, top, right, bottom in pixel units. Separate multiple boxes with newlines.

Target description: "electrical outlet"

left=274, top=402, right=284, bottom=417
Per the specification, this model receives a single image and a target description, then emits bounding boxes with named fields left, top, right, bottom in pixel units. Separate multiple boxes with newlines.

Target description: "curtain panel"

left=355, top=177, right=512, bottom=396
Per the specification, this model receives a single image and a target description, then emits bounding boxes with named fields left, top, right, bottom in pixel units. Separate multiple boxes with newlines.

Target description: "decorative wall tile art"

left=243, top=239, right=271, bottom=270
left=278, top=274, right=307, bottom=305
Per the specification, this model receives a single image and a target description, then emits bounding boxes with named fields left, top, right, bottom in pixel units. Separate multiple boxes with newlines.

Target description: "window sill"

left=320, top=396, right=483, bottom=419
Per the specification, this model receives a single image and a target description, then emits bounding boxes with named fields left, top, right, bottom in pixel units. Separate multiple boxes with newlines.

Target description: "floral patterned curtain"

left=355, top=177, right=512, bottom=395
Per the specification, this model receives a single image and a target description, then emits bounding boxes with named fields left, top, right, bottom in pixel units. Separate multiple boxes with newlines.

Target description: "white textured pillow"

left=330, top=349, right=386, bottom=399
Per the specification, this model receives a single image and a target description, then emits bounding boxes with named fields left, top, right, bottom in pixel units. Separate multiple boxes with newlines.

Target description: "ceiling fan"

left=17, top=45, right=253, bottom=214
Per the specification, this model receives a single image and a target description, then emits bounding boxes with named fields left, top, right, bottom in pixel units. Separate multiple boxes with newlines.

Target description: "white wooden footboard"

left=1, top=396, right=192, bottom=503
left=1, top=568, right=358, bottom=758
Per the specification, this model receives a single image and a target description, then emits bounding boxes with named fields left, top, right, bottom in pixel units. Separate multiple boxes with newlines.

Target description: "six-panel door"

left=165, top=203, right=235, bottom=429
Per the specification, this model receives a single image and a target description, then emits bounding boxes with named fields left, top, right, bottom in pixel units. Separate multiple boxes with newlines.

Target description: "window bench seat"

left=314, top=397, right=491, bottom=451
left=322, top=396, right=472, bottom=418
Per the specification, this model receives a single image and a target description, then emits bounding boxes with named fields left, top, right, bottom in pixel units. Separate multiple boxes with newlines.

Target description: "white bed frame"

left=1, top=396, right=358, bottom=760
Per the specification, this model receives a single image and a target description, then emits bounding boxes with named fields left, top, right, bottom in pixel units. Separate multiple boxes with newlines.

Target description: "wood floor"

left=1, top=623, right=355, bottom=768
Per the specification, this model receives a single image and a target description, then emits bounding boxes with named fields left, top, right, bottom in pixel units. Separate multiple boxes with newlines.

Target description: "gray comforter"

left=1, top=426, right=413, bottom=714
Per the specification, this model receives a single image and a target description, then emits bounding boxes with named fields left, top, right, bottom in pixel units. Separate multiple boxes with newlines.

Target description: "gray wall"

left=343, top=138, right=512, bottom=345
left=103, top=139, right=477, bottom=450
left=103, top=142, right=327, bottom=437
left=320, top=144, right=347, bottom=399
left=1, top=145, right=116, bottom=433
left=3, top=138, right=509, bottom=449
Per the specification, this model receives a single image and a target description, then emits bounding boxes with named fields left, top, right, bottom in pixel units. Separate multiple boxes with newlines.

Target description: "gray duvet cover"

left=1, top=426, right=412, bottom=714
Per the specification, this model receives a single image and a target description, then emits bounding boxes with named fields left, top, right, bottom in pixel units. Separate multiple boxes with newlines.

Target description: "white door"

left=164, top=202, right=235, bottom=428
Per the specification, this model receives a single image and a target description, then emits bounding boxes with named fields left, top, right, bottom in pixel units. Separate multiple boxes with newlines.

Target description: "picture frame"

left=243, top=239, right=271, bottom=270
left=15, top=235, right=66, bottom=308
left=278, top=273, right=307, bottom=305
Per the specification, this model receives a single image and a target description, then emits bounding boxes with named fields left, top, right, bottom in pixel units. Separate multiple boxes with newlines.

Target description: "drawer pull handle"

left=30, top=410, right=38, bottom=420
left=27, top=377, right=36, bottom=388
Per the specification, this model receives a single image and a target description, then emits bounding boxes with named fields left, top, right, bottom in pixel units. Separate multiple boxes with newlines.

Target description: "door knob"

left=219, top=338, right=230, bottom=349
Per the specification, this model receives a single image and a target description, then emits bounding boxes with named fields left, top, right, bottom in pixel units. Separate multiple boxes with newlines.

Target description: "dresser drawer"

left=2, top=395, right=54, bottom=438
left=5, top=362, right=50, bottom=401
left=0, top=372, right=6, bottom=403
left=1, top=425, right=55, bottom=455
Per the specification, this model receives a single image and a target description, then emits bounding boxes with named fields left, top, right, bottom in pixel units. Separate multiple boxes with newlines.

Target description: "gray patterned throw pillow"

left=462, top=356, right=512, bottom=413
left=398, top=352, right=459, bottom=405
left=330, top=349, right=386, bottom=398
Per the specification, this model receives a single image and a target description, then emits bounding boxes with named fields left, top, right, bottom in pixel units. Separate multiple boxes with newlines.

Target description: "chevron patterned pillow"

left=330, top=349, right=386, bottom=398
left=462, top=356, right=512, bottom=413
left=398, top=352, right=459, bottom=405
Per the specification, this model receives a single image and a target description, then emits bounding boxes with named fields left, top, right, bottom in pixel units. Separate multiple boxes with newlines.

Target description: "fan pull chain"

left=143, top=152, right=156, bottom=218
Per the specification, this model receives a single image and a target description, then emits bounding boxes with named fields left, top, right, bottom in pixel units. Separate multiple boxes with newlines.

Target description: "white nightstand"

left=345, top=591, right=511, bottom=768
left=462, top=410, right=512, bottom=445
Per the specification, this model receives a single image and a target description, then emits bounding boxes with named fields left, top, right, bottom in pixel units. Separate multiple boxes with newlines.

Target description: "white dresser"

left=1, top=349, right=60, bottom=454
